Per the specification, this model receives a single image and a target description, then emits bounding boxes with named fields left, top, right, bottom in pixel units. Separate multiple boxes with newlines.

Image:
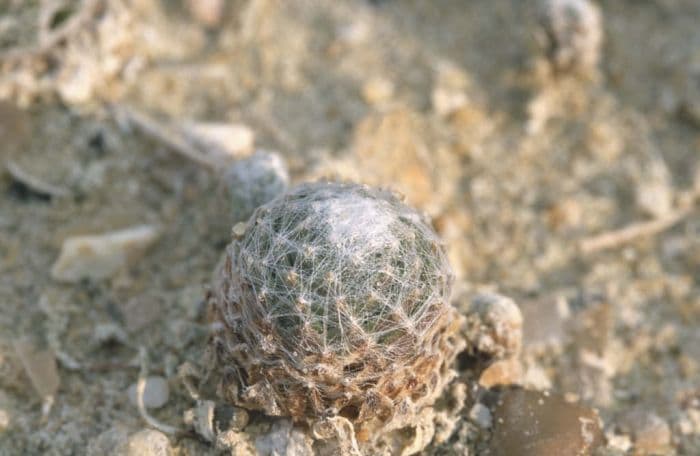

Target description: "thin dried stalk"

left=136, top=347, right=180, bottom=435
left=111, top=104, right=224, bottom=170
left=579, top=190, right=699, bottom=254
left=0, top=0, right=103, bottom=62
left=6, top=160, right=70, bottom=198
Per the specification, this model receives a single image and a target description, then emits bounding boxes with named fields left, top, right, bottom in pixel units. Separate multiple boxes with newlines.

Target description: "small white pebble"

left=432, top=87, right=467, bottom=117
left=12, top=340, right=60, bottom=399
left=468, top=293, right=523, bottom=358
left=0, top=408, right=10, bottom=432
left=605, top=432, right=632, bottom=452
left=186, top=0, right=224, bottom=27
left=183, top=122, right=254, bottom=158
left=125, top=429, right=172, bottom=456
left=223, top=151, right=289, bottom=223
left=469, top=403, right=493, bottom=429
left=635, top=156, right=673, bottom=218
left=128, top=376, right=170, bottom=409
left=362, top=77, right=394, bottom=107
left=232, top=222, right=247, bottom=238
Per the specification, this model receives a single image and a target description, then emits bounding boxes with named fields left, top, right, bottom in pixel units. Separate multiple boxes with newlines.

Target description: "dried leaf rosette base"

left=207, top=182, right=464, bottom=442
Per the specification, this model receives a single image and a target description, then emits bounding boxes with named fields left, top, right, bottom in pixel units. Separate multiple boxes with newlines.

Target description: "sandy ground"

left=1, top=0, right=699, bottom=454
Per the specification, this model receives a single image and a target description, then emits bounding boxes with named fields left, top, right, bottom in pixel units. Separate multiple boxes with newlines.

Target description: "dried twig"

left=0, top=0, right=103, bottom=62
left=248, top=108, right=297, bottom=151
left=136, top=347, right=180, bottom=435
left=111, top=104, right=225, bottom=170
left=579, top=191, right=699, bottom=254
left=5, top=160, right=70, bottom=198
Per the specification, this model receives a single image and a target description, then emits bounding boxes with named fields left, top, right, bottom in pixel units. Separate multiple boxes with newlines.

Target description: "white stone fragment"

left=466, top=293, right=524, bottom=358
left=362, top=77, right=394, bottom=106
left=635, top=155, right=674, bottom=219
left=0, top=408, right=8, bottom=432
left=12, top=340, right=60, bottom=399
left=469, top=403, right=493, bottom=429
left=605, top=432, right=632, bottom=452
left=183, top=122, right=254, bottom=158
left=124, top=429, right=172, bottom=456
left=223, top=151, right=289, bottom=222
left=432, top=87, right=467, bottom=117
left=431, top=62, right=470, bottom=117
left=51, top=225, right=160, bottom=283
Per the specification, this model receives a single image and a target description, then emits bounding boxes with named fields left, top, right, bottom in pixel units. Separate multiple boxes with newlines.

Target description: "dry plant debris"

left=579, top=187, right=700, bottom=255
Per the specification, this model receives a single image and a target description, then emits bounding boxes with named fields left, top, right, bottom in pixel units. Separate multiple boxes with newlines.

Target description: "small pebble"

left=185, top=400, right=250, bottom=442
left=432, top=87, right=468, bottom=118
left=546, top=198, right=583, bottom=231
left=431, top=62, right=469, bottom=117
left=256, top=419, right=314, bottom=456
left=127, top=376, right=170, bottom=409
left=222, top=151, right=289, bottom=223
left=0, top=408, right=9, bottom=432
left=362, top=77, right=394, bottom=107
left=619, top=411, right=673, bottom=455
left=186, top=0, right=224, bottom=28
left=635, top=155, right=673, bottom=219
left=678, top=409, right=700, bottom=436
left=125, top=429, right=172, bottom=456
left=636, top=180, right=673, bottom=219
left=464, top=293, right=523, bottom=359
left=12, top=340, right=60, bottom=399
left=336, top=20, right=370, bottom=46
left=478, top=357, right=523, bottom=388
left=489, top=388, right=603, bottom=456
left=232, top=222, right=247, bottom=238
left=51, top=225, right=160, bottom=283
left=214, top=404, right=250, bottom=432
left=469, top=403, right=492, bottom=429
left=606, top=432, right=633, bottom=452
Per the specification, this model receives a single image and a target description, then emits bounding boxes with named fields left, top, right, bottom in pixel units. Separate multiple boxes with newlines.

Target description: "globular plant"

left=208, top=181, right=463, bottom=437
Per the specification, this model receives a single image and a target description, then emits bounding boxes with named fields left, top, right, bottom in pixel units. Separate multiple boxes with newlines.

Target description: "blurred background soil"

left=1, top=0, right=699, bottom=454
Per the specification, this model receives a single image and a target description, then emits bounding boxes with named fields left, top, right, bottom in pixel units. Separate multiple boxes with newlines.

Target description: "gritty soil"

left=1, top=0, right=699, bottom=455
